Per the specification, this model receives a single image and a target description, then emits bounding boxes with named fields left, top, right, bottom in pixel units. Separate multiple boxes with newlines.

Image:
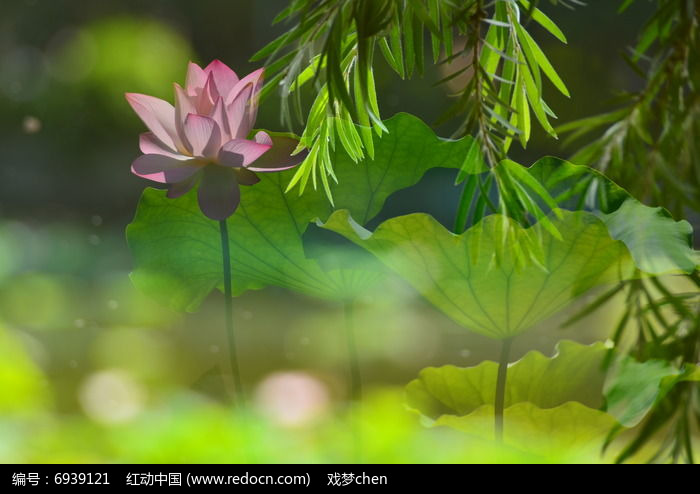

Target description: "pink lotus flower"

left=126, top=60, right=307, bottom=220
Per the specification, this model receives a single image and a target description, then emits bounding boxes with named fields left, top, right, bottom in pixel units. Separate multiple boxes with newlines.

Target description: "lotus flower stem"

left=219, top=219, right=245, bottom=408
left=344, top=299, right=362, bottom=461
left=344, top=299, right=362, bottom=404
left=494, top=337, right=513, bottom=442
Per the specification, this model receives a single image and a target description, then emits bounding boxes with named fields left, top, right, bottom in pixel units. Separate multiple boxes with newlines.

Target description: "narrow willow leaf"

left=556, top=108, right=631, bottom=143
left=407, top=0, right=441, bottom=36
left=560, top=283, right=625, bottom=328
left=485, top=106, right=522, bottom=135
left=441, top=3, right=453, bottom=59
left=455, top=139, right=488, bottom=184
left=258, top=71, right=286, bottom=103
left=270, top=0, right=308, bottom=25
left=434, top=65, right=472, bottom=87
left=453, top=174, right=478, bottom=233
left=379, top=37, right=400, bottom=74
left=509, top=178, right=562, bottom=240
left=389, top=10, right=405, bottom=78
left=333, top=116, right=362, bottom=163
left=541, top=98, right=558, bottom=119
left=318, top=121, right=333, bottom=203
left=250, top=29, right=293, bottom=62
left=502, top=159, right=563, bottom=219
left=618, top=0, right=636, bottom=14
left=325, top=17, right=357, bottom=122
left=296, top=88, right=329, bottom=149
left=516, top=25, right=570, bottom=97
left=296, top=141, right=318, bottom=194
left=483, top=19, right=511, bottom=28
left=353, top=65, right=375, bottom=159
left=518, top=0, right=568, bottom=43
left=520, top=52, right=557, bottom=136
left=634, top=16, right=660, bottom=59
left=494, top=38, right=516, bottom=127
left=289, top=55, right=322, bottom=92
left=516, top=79, right=530, bottom=146
left=512, top=18, right=542, bottom=93
left=472, top=174, right=495, bottom=224
left=481, top=24, right=504, bottom=76
left=428, top=0, right=441, bottom=63
left=412, top=14, right=425, bottom=76
left=403, top=5, right=416, bottom=78
left=366, top=67, right=384, bottom=136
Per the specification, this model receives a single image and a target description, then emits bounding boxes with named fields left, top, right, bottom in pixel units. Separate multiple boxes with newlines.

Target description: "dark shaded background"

left=1, top=0, right=654, bottom=224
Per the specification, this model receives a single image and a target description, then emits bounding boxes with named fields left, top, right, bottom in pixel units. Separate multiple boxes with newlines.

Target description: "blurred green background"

left=0, top=0, right=693, bottom=463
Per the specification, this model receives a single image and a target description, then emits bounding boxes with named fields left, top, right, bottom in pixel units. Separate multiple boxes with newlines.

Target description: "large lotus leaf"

left=405, top=340, right=688, bottom=457
left=406, top=340, right=609, bottom=417
left=436, top=402, right=617, bottom=460
left=406, top=340, right=681, bottom=428
left=127, top=113, right=477, bottom=311
left=322, top=209, right=632, bottom=338
left=526, top=157, right=698, bottom=274
left=526, top=156, right=630, bottom=214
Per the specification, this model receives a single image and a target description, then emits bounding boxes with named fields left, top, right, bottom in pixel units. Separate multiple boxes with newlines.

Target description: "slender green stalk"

left=453, top=180, right=472, bottom=234
left=344, top=299, right=362, bottom=461
left=219, top=219, right=245, bottom=408
left=344, top=299, right=362, bottom=404
left=494, top=338, right=513, bottom=442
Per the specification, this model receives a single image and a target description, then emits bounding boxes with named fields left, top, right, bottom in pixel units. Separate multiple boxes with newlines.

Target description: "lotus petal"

left=184, top=114, right=221, bottom=159
left=204, top=59, right=239, bottom=99
left=197, top=166, right=241, bottom=220
left=125, top=93, right=183, bottom=153
left=131, top=154, right=200, bottom=184
left=247, top=131, right=308, bottom=172
left=218, top=138, right=271, bottom=167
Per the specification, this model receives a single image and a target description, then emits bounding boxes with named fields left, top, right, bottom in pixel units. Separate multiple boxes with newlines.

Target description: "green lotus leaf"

left=405, top=340, right=690, bottom=458
left=435, top=402, right=617, bottom=460
left=406, top=340, right=609, bottom=417
left=127, top=113, right=477, bottom=311
left=322, top=209, right=632, bottom=338
left=526, top=157, right=699, bottom=275
left=406, top=340, right=682, bottom=428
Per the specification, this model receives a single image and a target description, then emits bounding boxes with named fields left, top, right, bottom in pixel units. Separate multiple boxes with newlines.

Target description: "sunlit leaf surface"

left=127, top=113, right=477, bottom=311
left=406, top=340, right=609, bottom=416
left=323, top=210, right=632, bottom=338
left=405, top=340, right=687, bottom=457
left=436, top=402, right=617, bottom=461
left=527, top=157, right=699, bottom=275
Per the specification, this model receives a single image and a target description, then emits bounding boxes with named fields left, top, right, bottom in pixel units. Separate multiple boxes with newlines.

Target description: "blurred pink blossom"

left=126, top=60, right=307, bottom=220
